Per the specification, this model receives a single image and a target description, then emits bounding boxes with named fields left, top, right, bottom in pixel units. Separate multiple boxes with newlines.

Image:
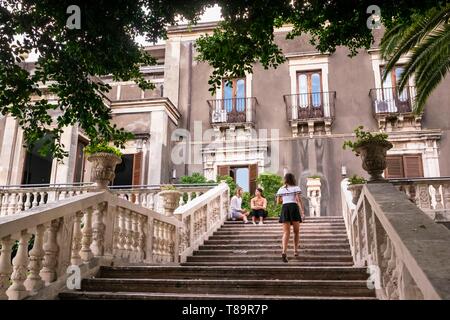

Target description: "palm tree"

left=380, top=4, right=450, bottom=113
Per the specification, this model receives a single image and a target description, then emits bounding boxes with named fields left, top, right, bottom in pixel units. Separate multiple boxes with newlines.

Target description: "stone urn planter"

left=355, top=141, right=393, bottom=182
left=87, top=152, right=122, bottom=189
left=159, top=190, right=182, bottom=216
left=347, top=184, right=363, bottom=205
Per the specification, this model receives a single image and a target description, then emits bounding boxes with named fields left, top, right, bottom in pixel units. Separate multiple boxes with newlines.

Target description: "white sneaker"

left=258, top=222, right=263, bottom=226
left=252, top=221, right=256, bottom=225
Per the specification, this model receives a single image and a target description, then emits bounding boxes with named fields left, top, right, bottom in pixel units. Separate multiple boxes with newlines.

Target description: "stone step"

left=220, top=224, right=346, bottom=229
left=208, top=234, right=349, bottom=240
left=223, top=220, right=345, bottom=225
left=186, top=255, right=354, bottom=263
left=213, top=230, right=348, bottom=236
left=199, top=243, right=351, bottom=250
left=203, top=238, right=351, bottom=245
left=181, top=261, right=355, bottom=267
left=59, top=291, right=376, bottom=300
left=78, top=278, right=374, bottom=297
left=193, top=248, right=352, bottom=256
left=97, top=266, right=369, bottom=280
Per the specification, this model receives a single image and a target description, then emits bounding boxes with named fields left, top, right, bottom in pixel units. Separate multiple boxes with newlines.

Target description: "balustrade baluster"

left=131, top=213, right=139, bottom=262
left=7, top=230, right=31, bottom=300
left=0, top=236, right=14, bottom=300
left=433, top=184, right=444, bottom=210
left=40, top=220, right=60, bottom=283
left=141, top=193, right=148, bottom=208
left=148, top=193, right=154, bottom=210
left=91, top=203, right=106, bottom=257
left=137, top=216, right=145, bottom=261
left=443, top=184, right=450, bottom=210
left=118, top=208, right=127, bottom=258
left=70, top=211, right=83, bottom=266
left=124, top=210, right=133, bottom=259
left=24, top=224, right=45, bottom=292
left=32, top=192, right=38, bottom=208
left=7, top=192, right=17, bottom=215
left=80, top=207, right=94, bottom=262
left=153, top=220, right=160, bottom=262
left=1, top=193, right=9, bottom=216
left=187, top=192, right=192, bottom=203
left=17, top=193, right=24, bottom=212
left=113, top=208, right=121, bottom=256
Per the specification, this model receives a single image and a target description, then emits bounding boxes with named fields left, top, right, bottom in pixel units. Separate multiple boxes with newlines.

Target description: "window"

left=21, top=136, right=53, bottom=185
left=223, top=78, right=246, bottom=112
left=380, top=66, right=411, bottom=112
left=385, top=154, right=423, bottom=178
left=297, top=71, right=322, bottom=108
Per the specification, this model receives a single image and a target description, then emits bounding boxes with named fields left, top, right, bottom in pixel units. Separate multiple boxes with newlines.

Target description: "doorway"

left=113, top=152, right=142, bottom=186
left=217, top=164, right=257, bottom=195
left=21, top=139, right=53, bottom=185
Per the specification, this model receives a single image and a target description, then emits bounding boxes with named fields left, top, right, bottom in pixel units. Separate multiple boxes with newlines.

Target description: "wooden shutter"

left=217, top=165, right=230, bottom=177
left=132, top=152, right=142, bottom=185
left=403, top=155, right=423, bottom=178
left=249, top=164, right=258, bottom=195
left=385, top=156, right=404, bottom=178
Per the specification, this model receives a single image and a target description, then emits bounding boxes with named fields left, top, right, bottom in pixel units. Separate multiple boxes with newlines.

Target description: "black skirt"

left=251, top=209, right=268, bottom=218
left=279, top=203, right=302, bottom=224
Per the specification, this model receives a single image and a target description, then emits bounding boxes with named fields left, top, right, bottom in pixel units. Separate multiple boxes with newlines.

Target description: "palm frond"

left=379, top=4, right=450, bottom=112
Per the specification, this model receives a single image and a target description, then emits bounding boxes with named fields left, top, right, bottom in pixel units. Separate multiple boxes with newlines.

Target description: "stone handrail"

left=110, top=183, right=217, bottom=212
left=341, top=181, right=450, bottom=299
left=0, top=184, right=96, bottom=216
left=0, top=183, right=216, bottom=216
left=0, top=190, right=181, bottom=300
left=389, top=177, right=450, bottom=221
left=173, top=182, right=230, bottom=263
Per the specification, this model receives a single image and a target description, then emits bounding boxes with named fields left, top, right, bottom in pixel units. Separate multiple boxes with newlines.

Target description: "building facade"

left=1, top=22, right=449, bottom=216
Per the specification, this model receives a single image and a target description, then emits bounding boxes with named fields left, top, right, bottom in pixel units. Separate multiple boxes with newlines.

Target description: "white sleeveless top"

left=276, top=185, right=301, bottom=204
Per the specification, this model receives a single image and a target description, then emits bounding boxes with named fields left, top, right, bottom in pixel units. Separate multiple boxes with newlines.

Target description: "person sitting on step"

left=250, top=188, right=268, bottom=225
left=230, top=187, right=250, bottom=223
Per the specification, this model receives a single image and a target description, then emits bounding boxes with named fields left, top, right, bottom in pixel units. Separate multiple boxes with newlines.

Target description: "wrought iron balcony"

left=283, top=91, right=336, bottom=122
left=207, top=97, right=257, bottom=126
left=369, top=86, right=416, bottom=115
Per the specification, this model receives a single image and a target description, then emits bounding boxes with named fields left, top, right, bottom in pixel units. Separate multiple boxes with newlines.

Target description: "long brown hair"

left=284, top=173, right=297, bottom=190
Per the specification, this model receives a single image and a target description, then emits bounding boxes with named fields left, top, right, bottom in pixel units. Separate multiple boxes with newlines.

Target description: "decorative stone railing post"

left=80, top=207, right=94, bottom=262
left=40, top=220, right=60, bottom=283
left=24, top=224, right=45, bottom=292
left=0, top=236, right=14, bottom=300
left=91, top=203, right=106, bottom=257
left=70, top=211, right=83, bottom=266
left=7, top=230, right=31, bottom=300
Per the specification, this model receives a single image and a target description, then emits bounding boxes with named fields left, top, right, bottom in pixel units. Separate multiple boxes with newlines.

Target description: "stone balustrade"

left=389, top=177, right=450, bottom=222
left=0, top=183, right=216, bottom=217
left=110, top=184, right=216, bottom=212
left=173, top=182, right=230, bottom=263
left=0, top=183, right=95, bottom=216
left=341, top=181, right=450, bottom=299
left=0, top=190, right=181, bottom=300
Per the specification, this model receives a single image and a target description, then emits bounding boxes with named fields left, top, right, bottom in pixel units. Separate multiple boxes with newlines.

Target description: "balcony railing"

left=284, top=91, right=336, bottom=122
left=207, top=97, right=257, bottom=125
left=369, top=86, right=416, bottom=115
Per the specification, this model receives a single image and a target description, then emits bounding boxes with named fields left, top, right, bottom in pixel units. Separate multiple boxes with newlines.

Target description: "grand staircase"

left=59, top=217, right=376, bottom=300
